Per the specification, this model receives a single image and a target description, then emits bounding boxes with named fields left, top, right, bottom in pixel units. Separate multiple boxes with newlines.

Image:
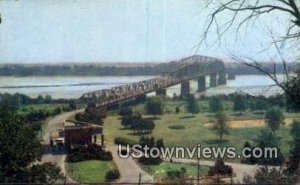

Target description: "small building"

left=64, top=124, right=103, bottom=148
left=50, top=129, right=65, bottom=145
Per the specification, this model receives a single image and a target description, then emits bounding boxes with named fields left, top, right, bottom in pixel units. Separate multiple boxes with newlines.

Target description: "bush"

left=105, top=169, right=120, bottom=181
left=114, top=137, right=136, bottom=146
left=166, top=168, right=186, bottom=180
left=168, top=125, right=185, bottom=129
left=119, top=107, right=133, bottom=117
left=138, top=156, right=163, bottom=165
left=208, top=159, right=232, bottom=176
left=75, top=112, right=103, bottom=125
left=66, top=144, right=112, bottom=162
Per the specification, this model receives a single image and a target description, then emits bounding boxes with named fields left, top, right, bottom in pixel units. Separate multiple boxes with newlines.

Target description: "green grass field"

left=19, top=103, right=67, bottom=115
left=66, top=160, right=117, bottom=183
left=104, top=99, right=300, bottom=162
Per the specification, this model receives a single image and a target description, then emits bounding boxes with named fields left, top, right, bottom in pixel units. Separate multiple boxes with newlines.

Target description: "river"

left=0, top=75, right=283, bottom=99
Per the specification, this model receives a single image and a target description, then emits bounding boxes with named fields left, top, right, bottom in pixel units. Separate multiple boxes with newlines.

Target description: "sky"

left=0, top=0, right=296, bottom=64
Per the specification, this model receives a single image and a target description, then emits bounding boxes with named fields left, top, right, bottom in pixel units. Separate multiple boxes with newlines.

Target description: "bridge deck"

left=81, top=55, right=225, bottom=108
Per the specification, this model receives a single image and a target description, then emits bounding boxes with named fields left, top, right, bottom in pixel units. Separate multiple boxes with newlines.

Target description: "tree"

left=119, top=107, right=133, bottom=117
left=250, top=98, right=268, bottom=114
left=202, top=1, right=300, bottom=110
left=44, top=95, right=52, bottom=103
left=254, top=129, right=285, bottom=165
left=202, top=1, right=300, bottom=45
left=210, top=111, right=230, bottom=144
left=175, top=106, right=180, bottom=114
left=233, top=94, right=247, bottom=114
left=52, top=107, right=62, bottom=116
left=121, top=115, right=132, bottom=128
left=28, top=163, right=64, bottom=184
left=290, top=120, right=300, bottom=140
left=243, top=166, right=295, bottom=185
left=287, top=138, right=300, bottom=174
left=241, top=141, right=256, bottom=164
left=186, top=94, right=200, bottom=116
left=36, top=94, right=44, bottom=104
left=0, top=106, right=41, bottom=182
left=209, top=96, right=224, bottom=112
left=0, top=105, right=63, bottom=183
left=146, top=96, right=164, bottom=118
left=286, top=73, right=300, bottom=111
left=68, top=100, right=77, bottom=110
left=265, top=107, right=285, bottom=136
left=287, top=120, right=300, bottom=174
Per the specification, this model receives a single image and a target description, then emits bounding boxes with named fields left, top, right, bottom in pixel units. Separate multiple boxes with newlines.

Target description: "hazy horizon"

left=0, top=0, right=296, bottom=64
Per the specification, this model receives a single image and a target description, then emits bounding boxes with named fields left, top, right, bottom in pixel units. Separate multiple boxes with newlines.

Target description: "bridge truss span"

left=81, top=55, right=227, bottom=108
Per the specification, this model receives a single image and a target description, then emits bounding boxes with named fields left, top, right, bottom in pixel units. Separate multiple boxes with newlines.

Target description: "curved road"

left=41, top=110, right=80, bottom=184
left=106, top=145, right=153, bottom=184
left=41, top=109, right=153, bottom=184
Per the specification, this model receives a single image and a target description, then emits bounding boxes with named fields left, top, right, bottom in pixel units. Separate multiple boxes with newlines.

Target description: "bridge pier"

left=181, top=81, right=190, bottom=98
left=218, top=71, right=227, bottom=85
left=197, top=76, right=206, bottom=92
left=210, top=73, right=217, bottom=87
left=156, top=89, right=167, bottom=97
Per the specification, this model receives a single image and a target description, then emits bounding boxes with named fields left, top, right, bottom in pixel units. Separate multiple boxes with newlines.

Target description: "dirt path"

left=106, top=145, right=153, bottom=184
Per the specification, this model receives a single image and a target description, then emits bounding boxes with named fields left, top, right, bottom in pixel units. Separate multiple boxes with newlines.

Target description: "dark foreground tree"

left=243, top=166, right=295, bottom=185
left=202, top=1, right=300, bottom=111
left=28, top=163, right=64, bottom=184
left=202, top=0, right=300, bottom=47
left=290, top=120, right=300, bottom=140
left=0, top=106, right=63, bottom=183
left=254, top=129, right=285, bottom=165
left=0, top=106, right=41, bottom=182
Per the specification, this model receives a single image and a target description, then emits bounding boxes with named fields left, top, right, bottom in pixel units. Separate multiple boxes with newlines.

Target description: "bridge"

left=80, top=55, right=227, bottom=108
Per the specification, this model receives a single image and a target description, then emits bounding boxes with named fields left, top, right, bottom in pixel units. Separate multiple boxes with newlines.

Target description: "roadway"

left=40, top=109, right=153, bottom=184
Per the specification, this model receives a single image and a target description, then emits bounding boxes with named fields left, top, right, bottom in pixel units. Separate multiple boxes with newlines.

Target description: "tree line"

left=1, top=62, right=298, bottom=76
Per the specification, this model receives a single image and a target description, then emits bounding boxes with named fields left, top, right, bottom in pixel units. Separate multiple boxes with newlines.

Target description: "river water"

left=0, top=75, right=282, bottom=99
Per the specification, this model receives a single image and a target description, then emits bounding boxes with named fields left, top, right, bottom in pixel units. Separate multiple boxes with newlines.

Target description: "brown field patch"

left=204, top=118, right=295, bottom=129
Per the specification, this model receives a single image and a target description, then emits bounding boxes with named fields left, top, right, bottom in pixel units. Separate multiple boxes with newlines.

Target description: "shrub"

left=66, top=144, right=112, bottom=162
left=138, top=156, right=163, bottom=165
left=119, top=107, right=133, bottom=117
left=168, top=125, right=185, bottom=129
left=208, top=159, right=232, bottom=176
left=114, top=137, right=136, bottom=146
left=166, top=168, right=186, bottom=180
left=105, top=169, right=120, bottom=181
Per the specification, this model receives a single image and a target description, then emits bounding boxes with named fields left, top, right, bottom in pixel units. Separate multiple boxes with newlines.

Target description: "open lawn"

left=104, top=99, right=300, bottom=162
left=66, top=160, right=117, bottom=183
